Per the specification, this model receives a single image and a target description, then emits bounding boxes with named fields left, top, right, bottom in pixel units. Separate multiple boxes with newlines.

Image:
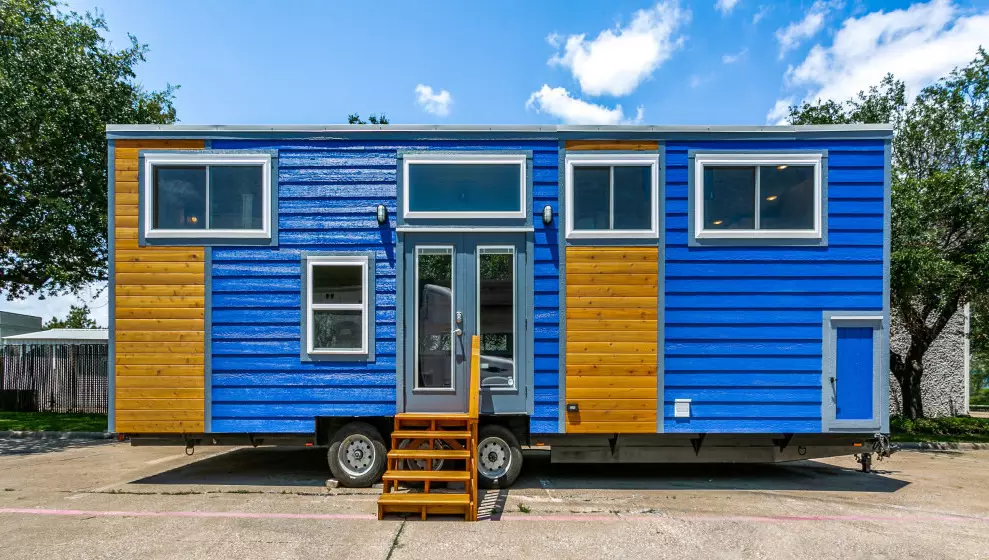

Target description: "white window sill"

left=694, top=229, right=822, bottom=240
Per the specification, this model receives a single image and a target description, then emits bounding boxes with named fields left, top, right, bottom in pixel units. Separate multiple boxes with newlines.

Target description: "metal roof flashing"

left=106, top=123, right=895, bottom=140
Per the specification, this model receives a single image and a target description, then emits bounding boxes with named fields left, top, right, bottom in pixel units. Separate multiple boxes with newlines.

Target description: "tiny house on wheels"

left=107, top=124, right=892, bottom=519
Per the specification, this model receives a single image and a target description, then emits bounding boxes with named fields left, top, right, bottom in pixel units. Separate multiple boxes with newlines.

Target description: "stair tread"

left=388, top=449, right=470, bottom=460
left=378, top=493, right=471, bottom=505
left=392, top=430, right=472, bottom=439
left=382, top=470, right=471, bottom=481
left=396, top=412, right=471, bottom=419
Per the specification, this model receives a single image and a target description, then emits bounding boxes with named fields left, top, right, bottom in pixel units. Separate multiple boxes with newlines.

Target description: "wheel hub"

left=478, top=437, right=510, bottom=479
left=339, top=435, right=374, bottom=476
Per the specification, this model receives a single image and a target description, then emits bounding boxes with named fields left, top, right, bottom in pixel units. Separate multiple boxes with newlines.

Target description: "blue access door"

left=402, top=233, right=527, bottom=414
left=823, top=314, right=882, bottom=432
left=835, top=327, right=874, bottom=420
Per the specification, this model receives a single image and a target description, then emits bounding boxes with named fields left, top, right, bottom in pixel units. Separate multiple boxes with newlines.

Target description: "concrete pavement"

left=0, top=439, right=987, bottom=559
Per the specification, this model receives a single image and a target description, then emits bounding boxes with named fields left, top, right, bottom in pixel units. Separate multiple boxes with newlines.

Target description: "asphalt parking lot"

left=0, top=439, right=987, bottom=559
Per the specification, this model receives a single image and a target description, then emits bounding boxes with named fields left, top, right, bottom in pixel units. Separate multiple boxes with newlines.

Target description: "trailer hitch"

left=855, top=434, right=897, bottom=473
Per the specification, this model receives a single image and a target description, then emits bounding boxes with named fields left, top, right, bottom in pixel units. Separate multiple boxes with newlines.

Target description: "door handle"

left=454, top=328, right=463, bottom=337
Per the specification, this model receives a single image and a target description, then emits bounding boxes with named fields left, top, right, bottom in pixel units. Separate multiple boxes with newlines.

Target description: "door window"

left=477, top=247, right=516, bottom=388
left=414, top=247, right=455, bottom=390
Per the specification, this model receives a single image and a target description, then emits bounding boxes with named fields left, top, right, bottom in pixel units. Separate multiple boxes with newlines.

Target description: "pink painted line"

left=0, top=508, right=376, bottom=521
left=3, top=508, right=987, bottom=524
left=499, top=512, right=989, bottom=523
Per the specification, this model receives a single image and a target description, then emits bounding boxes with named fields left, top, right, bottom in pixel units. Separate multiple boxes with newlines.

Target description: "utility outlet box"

left=674, top=399, right=691, bottom=418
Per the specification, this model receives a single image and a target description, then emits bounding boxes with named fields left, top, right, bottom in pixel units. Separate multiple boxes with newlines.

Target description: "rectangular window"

left=403, top=154, right=526, bottom=219
left=306, top=256, right=370, bottom=356
left=143, top=152, right=272, bottom=240
left=565, top=154, right=659, bottom=239
left=415, top=247, right=454, bottom=390
left=694, top=153, right=822, bottom=240
left=477, top=246, right=516, bottom=389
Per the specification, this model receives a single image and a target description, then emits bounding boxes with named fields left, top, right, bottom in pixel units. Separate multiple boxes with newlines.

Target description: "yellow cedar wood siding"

left=565, top=247, right=659, bottom=433
left=113, top=139, right=206, bottom=433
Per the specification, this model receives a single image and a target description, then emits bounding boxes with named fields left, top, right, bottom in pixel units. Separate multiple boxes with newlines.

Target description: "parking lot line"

left=2, top=507, right=987, bottom=524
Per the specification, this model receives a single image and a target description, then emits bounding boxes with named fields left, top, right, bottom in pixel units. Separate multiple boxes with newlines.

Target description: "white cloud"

left=548, top=1, right=690, bottom=97
left=776, top=0, right=989, bottom=117
left=715, top=0, right=740, bottom=16
left=776, top=0, right=834, bottom=58
left=766, top=98, right=795, bottom=125
left=525, top=85, right=644, bottom=124
left=414, top=84, right=453, bottom=117
left=752, top=5, right=771, bottom=24
left=722, top=48, right=748, bottom=64
left=1, top=283, right=109, bottom=328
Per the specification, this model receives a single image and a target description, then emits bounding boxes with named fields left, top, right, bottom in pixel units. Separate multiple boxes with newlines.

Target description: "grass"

left=970, top=388, right=989, bottom=407
left=890, top=415, right=989, bottom=443
left=0, top=412, right=108, bottom=432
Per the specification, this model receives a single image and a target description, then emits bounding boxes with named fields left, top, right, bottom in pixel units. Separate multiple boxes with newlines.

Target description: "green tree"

left=348, top=113, right=389, bottom=124
left=43, top=304, right=100, bottom=329
left=787, top=50, right=989, bottom=418
left=0, top=0, right=177, bottom=299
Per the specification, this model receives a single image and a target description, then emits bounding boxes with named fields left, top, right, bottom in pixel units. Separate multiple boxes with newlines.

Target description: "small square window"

left=566, top=154, right=659, bottom=239
left=303, top=255, right=374, bottom=359
left=693, top=153, right=823, bottom=241
left=142, top=152, right=272, bottom=242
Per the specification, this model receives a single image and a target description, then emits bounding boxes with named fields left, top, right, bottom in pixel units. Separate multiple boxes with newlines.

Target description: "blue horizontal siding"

left=664, top=139, right=885, bottom=433
left=209, top=139, right=559, bottom=434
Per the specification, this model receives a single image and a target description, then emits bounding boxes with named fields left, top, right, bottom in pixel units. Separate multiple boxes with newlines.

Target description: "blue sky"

left=4, top=0, right=989, bottom=325
left=59, top=0, right=989, bottom=126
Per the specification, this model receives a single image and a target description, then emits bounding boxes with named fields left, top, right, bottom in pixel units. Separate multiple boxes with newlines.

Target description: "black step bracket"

left=690, top=433, right=705, bottom=456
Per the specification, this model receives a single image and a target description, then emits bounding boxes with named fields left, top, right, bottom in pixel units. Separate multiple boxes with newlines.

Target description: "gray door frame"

left=401, top=232, right=529, bottom=414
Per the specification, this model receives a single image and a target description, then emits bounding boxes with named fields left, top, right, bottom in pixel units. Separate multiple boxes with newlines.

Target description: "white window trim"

left=476, top=245, right=517, bottom=392
left=306, top=255, right=369, bottom=356
left=565, top=153, right=660, bottom=239
left=143, top=152, right=272, bottom=239
left=413, top=245, right=456, bottom=392
left=402, top=153, right=527, bottom=220
left=694, top=152, right=823, bottom=240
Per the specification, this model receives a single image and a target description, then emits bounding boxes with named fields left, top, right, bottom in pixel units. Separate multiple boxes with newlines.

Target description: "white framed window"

left=402, top=153, right=527, bottom=220
left=565, top=153, right=660, bottom=239
left=693, top=152, right=823, bottom=240
left=142, top=152, right=272, bottom=240
left=476, top=246, right=517, bottom=390
left=414, top=246, right=455, bottom=391
left=305, top=255, right=370, bottom=356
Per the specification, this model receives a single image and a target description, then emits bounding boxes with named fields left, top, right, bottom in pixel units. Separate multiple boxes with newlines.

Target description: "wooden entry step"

left=377, top=335, right=482, bottom=521
left=382, top=470, right=471, bottom=483
left=376, top=493, right=472, bottom=521
left=391, top=429, right=472, bottom=440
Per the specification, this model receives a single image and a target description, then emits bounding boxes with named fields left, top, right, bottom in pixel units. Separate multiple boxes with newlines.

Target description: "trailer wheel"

left=476, top=425, right=523, bottom=489
left=327, top=422, right=387, bottom=488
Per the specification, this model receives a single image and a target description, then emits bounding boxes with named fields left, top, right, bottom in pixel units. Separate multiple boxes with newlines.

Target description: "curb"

left=0, top=431, right=114, bottom=441
left=896, top=441, right=989, bottom=450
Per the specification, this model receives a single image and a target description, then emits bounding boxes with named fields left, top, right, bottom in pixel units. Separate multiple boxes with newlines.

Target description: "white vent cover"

left=674, top=399, right=691, bottom=418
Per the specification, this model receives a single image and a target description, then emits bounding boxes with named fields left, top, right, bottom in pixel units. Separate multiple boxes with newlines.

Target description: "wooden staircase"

left=377, top=336, right=481, bottom=521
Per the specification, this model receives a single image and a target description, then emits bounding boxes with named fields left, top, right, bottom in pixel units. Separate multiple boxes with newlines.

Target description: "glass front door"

left=402, top=234, right=525, bottom=413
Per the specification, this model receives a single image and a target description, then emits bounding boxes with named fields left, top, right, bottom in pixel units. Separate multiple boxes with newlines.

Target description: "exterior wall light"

left=542, top=205, right=553, bottom=225
left=376, top=204, right=387, bottom=225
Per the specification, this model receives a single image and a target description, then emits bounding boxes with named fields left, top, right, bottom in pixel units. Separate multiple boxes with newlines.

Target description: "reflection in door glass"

left=416, top=247, right=453, bottom=389
left=478, top=248, right=515, bottom=387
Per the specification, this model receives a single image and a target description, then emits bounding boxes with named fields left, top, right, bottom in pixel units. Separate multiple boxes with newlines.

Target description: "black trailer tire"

left=327, top=422, right=387, bottom=488
left=476, top=425, right=523, bottom=489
